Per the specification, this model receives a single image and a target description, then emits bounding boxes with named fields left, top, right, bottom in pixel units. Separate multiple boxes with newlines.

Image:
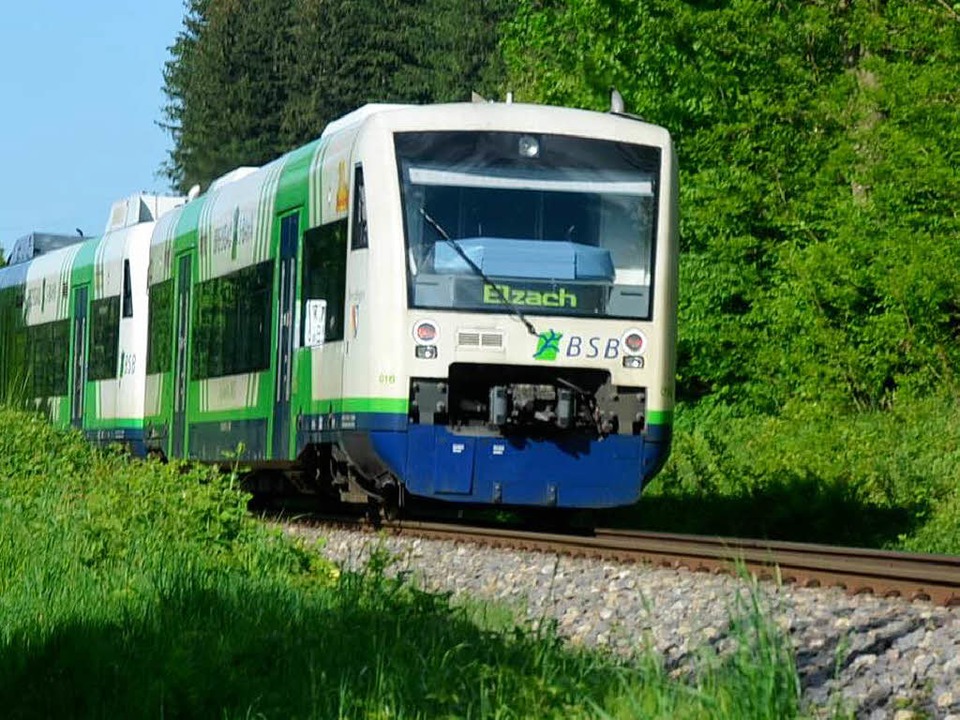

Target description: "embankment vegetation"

left=0, top=408, right=828, bottom=718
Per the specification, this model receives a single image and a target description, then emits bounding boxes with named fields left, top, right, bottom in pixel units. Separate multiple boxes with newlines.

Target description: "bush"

left=618, top=396, right=960, bottom=554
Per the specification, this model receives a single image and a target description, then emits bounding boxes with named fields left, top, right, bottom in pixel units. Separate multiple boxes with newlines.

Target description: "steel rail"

left=369, top=521, right=960, bottom=606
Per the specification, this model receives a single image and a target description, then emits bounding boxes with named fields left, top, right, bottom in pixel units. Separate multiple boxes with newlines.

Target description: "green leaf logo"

left=533, top=330, right=563, bottom=361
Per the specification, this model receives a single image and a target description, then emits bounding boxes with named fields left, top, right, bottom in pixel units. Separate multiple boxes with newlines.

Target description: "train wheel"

left=380, top=483, right=405, bottom=522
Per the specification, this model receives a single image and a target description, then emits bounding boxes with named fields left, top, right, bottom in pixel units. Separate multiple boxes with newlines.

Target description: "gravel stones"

left=301, top=527, right=960, bottom=718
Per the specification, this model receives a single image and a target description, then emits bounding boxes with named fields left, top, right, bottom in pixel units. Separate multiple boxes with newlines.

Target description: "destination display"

left=413, top=273, right=609, bottom=317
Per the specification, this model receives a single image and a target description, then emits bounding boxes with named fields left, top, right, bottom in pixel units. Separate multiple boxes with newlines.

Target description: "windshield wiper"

left=418, top=208, right=539, bottom=336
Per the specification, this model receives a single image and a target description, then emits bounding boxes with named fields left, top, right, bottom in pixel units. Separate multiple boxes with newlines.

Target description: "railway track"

left=327, top=518, right=960, bottom=607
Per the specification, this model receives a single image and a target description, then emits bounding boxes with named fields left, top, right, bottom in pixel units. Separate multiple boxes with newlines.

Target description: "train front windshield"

left=396, top=131, right=661, bottom=320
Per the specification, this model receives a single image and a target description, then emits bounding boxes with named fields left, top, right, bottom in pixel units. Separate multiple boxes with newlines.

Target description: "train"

left=0, top=99, right=678, bottom=510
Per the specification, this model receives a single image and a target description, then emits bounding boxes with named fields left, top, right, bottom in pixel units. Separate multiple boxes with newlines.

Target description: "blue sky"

left=0, top=1, right=186, bottom=252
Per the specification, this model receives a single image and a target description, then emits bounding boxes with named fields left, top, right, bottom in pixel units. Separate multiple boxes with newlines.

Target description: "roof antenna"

left=188, top=184, right=201, bottom=201
left=76, top=228, right=84, bottom=238
left=471, top=91, right=487, bottom=103
left=610, top=87, right=625, bottom=114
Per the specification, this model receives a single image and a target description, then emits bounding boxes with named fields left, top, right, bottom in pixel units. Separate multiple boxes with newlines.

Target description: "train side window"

left=351, top=166, right=368, bottom=250
left=122, top=259, right=133, bottom=318
left=24, top=320, right=69, bottom=397
left=302, top=219, right=347, bottom=344
left=191, top=261, right=273, bottom=380
left=146, top=279, right=173, bottom=374
left=0, top=288, right=26, bottom=398
left=89, top=296, right=121, bottom=381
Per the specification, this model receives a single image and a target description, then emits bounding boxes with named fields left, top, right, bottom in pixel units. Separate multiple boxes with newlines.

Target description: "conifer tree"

left=162, top=0, right=509, bottom=192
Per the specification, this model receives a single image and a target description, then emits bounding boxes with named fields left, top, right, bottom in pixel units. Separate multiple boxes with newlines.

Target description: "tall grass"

left=611, top=395, right=960, bottom=555
left=0, top=408, right=827, bottom=718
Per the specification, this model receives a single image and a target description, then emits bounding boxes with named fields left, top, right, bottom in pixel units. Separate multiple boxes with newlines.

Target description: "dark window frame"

left=191, top=260, right=274, bottom=380
left=122, top=259, right=134, bottom=318
left=351, top=165, right=368, bottom=250
left=301, top=219, right=347, bottom=345
left=25, top=319, right=70, bottom=396
left=146, top=279, right=174, bottom=374
left=89, top=295, right=121, bottom=381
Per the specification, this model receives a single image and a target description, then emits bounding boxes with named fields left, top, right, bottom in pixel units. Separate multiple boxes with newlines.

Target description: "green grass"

left=0, top=407, right=833, bottom=719
left=605, top=395, right=960, bottom=556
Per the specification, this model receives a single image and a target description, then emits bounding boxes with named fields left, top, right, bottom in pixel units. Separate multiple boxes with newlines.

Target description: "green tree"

left=162, top=0, right=296, bottom=192
left=162, top=0, right=510, bottom=192
left=503, top=0, right=960, bottom=413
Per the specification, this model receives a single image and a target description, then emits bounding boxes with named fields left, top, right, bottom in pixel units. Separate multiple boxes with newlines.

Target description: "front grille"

left=457, top=330, right=480, bottom=347
left=457, top=329, right=504, bottom=351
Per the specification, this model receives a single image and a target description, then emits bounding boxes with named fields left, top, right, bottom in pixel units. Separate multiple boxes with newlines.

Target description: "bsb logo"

left=533, top=330, right=564, bottom=360
left=533, top=329, right=634, bottom=362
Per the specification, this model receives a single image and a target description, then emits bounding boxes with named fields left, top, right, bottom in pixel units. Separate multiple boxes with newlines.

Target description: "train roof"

left=360, top=101, right=671, bottom=144
left=104, top=193, right=185, bottom=235
left=6, top=232, right=85, bottom=266
left=201, top=100, right=671, bottom=197
left=320, top=103, right=411, bottom=138
left=312, top=101, right=668, bottom=137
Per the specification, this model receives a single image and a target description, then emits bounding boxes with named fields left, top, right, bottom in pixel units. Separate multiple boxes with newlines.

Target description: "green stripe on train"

left=320, top=397, right=409, bottom=414
left=646, top=409, right=674, bottom=425
left=82, top=417, right=145, bottom=431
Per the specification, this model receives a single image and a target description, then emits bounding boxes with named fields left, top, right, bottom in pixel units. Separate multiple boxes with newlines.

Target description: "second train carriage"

left=0, top=100, right=678, bottom=510
left=0, top=194, right=183, bottom=448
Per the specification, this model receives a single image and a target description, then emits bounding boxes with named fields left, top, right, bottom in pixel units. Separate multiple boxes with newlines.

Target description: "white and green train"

left=0, top=100, right=678, bottom=509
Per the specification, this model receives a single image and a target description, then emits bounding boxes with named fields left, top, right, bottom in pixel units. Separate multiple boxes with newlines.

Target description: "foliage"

left=602, top=395, right=960, bottom=554
left=162, top=0, right=298, bottom=193
left=0, top=407, right=330, bottom=587
left=162, top=0, right=510, bottom=192
left=502, top=0, right=960, bottom=414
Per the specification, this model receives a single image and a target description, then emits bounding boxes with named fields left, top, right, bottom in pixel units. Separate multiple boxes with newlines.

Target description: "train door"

left=70, top=286, right=88, bottom=428
left=272, top=211, right=299, bottom=459
left=171, top=253, right=192, bottom=458
left=301, top=220, right=346, bottom=434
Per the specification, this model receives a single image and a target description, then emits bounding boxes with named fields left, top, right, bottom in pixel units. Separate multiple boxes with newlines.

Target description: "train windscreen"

left=395, top=131, right=661, bottom=320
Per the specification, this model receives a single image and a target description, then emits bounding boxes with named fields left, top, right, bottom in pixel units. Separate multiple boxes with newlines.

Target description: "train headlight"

left=623, top=356, right=644, bottom=369
left=621, top=329, right=647, bottom=356
left=413, top=320, right=439, bottom=344
left=413, top=320, right=439, bottom=359
left=518, top=135, right=540, bottom=159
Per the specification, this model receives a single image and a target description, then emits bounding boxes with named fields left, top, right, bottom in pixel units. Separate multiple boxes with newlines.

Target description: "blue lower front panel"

left=368, top=424, right=672, bottom=509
